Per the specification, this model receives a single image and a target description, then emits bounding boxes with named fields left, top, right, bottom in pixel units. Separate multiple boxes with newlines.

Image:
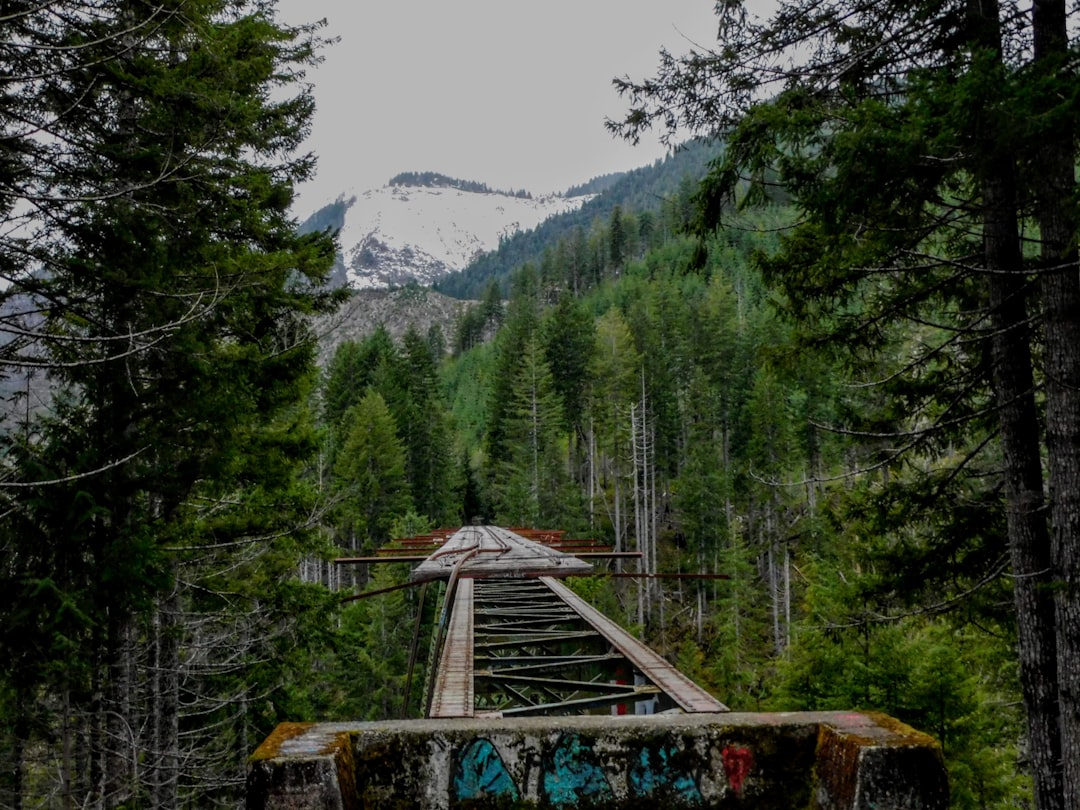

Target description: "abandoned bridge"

left=247, top=525, right=948, bottom=809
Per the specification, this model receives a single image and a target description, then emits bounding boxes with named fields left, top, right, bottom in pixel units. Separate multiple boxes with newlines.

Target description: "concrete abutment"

left=247, top=711, right=947, bottom=809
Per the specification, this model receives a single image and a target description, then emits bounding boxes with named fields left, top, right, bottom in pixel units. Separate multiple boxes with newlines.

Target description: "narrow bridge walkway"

left=412, top=525, right=726, bottom=718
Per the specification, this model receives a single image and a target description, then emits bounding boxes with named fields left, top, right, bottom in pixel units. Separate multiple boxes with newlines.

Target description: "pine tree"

left=492, top=336, right=576, bottom=528
left=588, top=308, right=641, bottom=548
left=610, top=1, right=1080, bottom=804
left=390, top=327, right=456, bottom=524
left=323, top=329, right=396, bottom=428
left=0, top=2, right=341, bottom=805
left=542, top=292, right=597, bottom=490
left=332, top=391, right=414, bottom=550
left=484, top=265, right=543, bottom=469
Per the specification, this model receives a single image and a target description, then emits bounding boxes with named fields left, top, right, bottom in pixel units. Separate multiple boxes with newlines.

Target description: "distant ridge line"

left=387, top=171, right=533, bottom=199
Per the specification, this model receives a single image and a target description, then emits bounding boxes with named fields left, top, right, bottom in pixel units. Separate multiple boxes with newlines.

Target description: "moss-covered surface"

left=247, top=723, right=359, bottom=810
left=249, top=722, right=319, bottom=762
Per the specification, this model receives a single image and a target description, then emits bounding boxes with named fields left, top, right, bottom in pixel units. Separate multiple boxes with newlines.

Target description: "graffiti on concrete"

left=453, top=738, right=520, bottom=803
left=543, top=732, right=614, bottom=805
left=629, top=743, right=703, bottom=802
left=451, top=733, right=732, bottom=806
left=722, top=746, right=754, bottom=797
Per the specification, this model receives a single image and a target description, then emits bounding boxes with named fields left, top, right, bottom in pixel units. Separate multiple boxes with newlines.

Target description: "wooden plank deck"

left=428, top=578, right=474, bottom=718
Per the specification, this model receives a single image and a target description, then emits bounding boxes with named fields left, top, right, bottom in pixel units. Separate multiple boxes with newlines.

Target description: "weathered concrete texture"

left=247, top=723, right=358, bottom=810
left=814, top=713, right=948, bottom=810
left=247, top=712, right=948, bottom=810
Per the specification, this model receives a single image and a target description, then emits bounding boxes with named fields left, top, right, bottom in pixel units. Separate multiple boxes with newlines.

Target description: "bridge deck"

left=410, top=524, right=594, bottom=582
left=253, top=529, right=947, bottom=808
left=420, top=528, right=727, bottom=718
left=429, top=578, right=474, bottom=718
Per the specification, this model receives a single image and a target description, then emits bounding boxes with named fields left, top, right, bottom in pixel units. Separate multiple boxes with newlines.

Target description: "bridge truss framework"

left=343, top=524, right=728, bottom=719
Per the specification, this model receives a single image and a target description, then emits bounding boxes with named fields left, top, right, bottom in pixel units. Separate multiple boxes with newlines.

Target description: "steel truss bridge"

left=338, top=524, right=727, bottom=719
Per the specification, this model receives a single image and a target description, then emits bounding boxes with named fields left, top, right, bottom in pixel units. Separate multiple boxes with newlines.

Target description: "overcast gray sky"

left=274, top=0, right=721, bottom=218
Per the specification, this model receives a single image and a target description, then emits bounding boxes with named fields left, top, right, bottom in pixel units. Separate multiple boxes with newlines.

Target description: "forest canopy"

left=0, top=1, right=342, bottom=806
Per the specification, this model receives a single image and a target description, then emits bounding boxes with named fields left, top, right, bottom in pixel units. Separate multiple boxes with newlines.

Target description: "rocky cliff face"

left=313, top=286, right=473, bottom=365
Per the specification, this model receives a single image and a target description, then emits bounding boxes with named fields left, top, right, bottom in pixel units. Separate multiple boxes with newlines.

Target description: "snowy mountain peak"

left=309, top=179, right=590, bottom=291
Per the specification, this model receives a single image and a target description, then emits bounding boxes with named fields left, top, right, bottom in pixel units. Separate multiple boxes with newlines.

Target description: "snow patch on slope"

left=332, top=185, right=588, bottom=289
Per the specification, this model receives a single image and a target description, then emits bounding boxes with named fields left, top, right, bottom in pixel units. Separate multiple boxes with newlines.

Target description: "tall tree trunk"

left=962, top=5, right=1065, bottom=806
left=651, top=439, right=659, bottom=631
left=587, top=420, right=596, bottom=531
left=982, top=157, right=1064, bottom=810
left=631, top=403, right=643, bottom=626
left=103, top=610, right=137, bottom=809
left=649, top=423, right=658, bottom=598
left=696, top=562, right=705, bottom=645
left=783, top=540, right=791, bottom=651
left=62, top=687, right=72, bottom=810
left=9, top=698, right=27, bottom=810
left=613, top=452, right=623, bottom=565
left=151, top=589, right=180, bottom=809
left=75, top=703, right=92, bottom=806
left=1031, top=1, right=1080, bottom=801
left=766, top=511, right=782, bottom=657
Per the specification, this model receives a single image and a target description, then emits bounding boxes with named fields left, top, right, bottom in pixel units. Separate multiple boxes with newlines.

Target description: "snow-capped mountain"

left=305, top=178, right=589, bottom=290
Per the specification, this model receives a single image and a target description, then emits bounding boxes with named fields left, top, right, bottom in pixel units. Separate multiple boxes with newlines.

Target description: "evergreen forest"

left=318, top=187, right=1030, bottom=810
left=2, top=0, right=1080, bottom=809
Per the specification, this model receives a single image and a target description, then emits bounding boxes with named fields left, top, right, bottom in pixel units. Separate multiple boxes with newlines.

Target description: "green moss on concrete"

left=249, top=722, right=316, bottom=763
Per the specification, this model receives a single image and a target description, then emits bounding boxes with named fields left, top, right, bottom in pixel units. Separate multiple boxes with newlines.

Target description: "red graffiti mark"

left=722, top=746, right=753, bottom=795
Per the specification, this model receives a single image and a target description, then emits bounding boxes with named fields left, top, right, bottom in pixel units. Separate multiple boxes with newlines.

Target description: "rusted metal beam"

left=497, top=687, right=662, bottom=717
left=476, top=673, right=655, bottom=694
left=335, top=555, right=427, bottom=563
left=358, top=527, right=728, bottom=720
left=605, top=572, right=732, bottom=580
left=541, top=577, right=728, bottom=713
left=411, top=526, right=594, bottom=581
left=339, top=579, right=427, bottom=603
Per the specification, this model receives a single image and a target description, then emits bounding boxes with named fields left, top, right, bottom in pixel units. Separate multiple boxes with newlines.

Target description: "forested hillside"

left=598, top=0, right=1080, bottom=807
left=316, top=192, right=1026, bottom=809
left=433, top=138, right=723, bottom=299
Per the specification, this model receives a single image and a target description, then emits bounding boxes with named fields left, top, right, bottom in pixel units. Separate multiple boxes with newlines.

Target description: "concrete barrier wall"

left=247, top=711, right=947, bottom=809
